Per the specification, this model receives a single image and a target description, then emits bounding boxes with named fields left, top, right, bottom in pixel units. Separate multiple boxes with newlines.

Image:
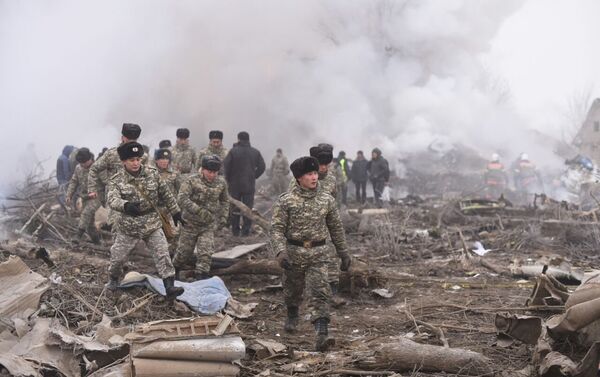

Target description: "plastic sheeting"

left=119, top=272, right=231, bottom=314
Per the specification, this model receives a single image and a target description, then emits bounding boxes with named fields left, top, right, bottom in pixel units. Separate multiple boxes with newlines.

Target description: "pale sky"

left=489, top=0, right=600, bottom=137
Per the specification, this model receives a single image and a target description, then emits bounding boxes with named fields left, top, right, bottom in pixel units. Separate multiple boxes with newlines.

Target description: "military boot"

left=105, top=275, right=120, bottom=291
left=330, top=282, right=347, bottom=308
left=284, top=306, right=299, bottom=333
left=314, top=318, right=335, bottom=352
left=73, top=228, right=85, bottom=243
left=88, top=231, right=101, bottom=245
left=163, top=276, right=184, bottom=298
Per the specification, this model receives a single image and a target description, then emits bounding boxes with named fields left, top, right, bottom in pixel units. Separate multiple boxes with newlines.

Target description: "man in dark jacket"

left=350, top=151, right=368, bottom=204
left=366, top=148, right=390, bottom=208
left=223, top=131, right=266, bottom=236
left=57, top=145, right=76, bottom=205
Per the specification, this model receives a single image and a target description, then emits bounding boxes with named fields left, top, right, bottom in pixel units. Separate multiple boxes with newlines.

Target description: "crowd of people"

left=57, top=123, right=393, bottom=351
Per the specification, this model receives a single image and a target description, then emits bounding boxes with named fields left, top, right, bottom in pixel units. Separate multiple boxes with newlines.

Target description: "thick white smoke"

left=2, top=0, right=564, bottom=192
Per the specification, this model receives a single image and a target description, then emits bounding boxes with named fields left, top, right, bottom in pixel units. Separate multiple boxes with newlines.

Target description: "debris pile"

left=3, top=169, right=600, bottom=376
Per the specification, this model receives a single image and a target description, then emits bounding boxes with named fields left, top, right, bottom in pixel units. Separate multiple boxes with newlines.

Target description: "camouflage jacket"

left=287, top=169, right=337, bottom=198
left=178, top=174, right=229, bottom=227
left=271, top=181, right=347, bottom=257
left=67, top=165, right=94, bottom=201
left=107, top=165, right=180, bottom=238
left=172, top=144, right=198, bottom=174
left=197, top=145, right=229, bottom=173
left=88, top=147, right=119, bottom=193
left=270, top=155, right=289, bottom=177
left=157, top=166, right=182, bottom=208
left=88, top=145, right=148, bottom=192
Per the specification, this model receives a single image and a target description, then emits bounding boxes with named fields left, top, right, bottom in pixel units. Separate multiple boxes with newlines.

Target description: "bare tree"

left=562, top=84, right=595, bottom=144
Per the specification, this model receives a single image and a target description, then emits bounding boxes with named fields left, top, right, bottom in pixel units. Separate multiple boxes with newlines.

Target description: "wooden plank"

left=347, top=208, right=389, bottom=215
left=212, top=243, right=266, bottom=259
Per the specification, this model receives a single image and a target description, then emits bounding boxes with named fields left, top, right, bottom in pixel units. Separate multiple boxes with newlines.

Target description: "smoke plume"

left=3, top=0, right=561, bottom=191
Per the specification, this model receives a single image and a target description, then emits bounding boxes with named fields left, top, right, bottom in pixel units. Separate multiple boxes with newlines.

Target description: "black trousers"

left=371, top=180, right=385, bottom=207
left=354, top=181, right=367, bottom=204
left=230, top=190, right=255, bottom=236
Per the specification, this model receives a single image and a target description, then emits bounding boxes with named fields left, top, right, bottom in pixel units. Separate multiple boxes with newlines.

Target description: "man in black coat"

left=366, top=148, right=390, bottom=208
left=350, top=150, right=368, bottom=204
left=223, top=131, right=266, bottom=236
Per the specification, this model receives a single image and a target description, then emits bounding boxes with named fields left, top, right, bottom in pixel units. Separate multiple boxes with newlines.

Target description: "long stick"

left=228, top=195, right=271, bottom=231
left=18, top=202, right=46, bottom=234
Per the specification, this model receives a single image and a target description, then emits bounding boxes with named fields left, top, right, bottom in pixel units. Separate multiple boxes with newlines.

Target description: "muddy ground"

left=1, top=180, right=598, bottom=376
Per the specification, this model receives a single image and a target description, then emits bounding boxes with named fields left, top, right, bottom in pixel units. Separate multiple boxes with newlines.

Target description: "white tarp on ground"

left=119, top=272, right=231, bottom=314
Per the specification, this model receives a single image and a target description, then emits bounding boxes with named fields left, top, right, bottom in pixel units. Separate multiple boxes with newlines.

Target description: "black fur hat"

left=75, top=148, right=93, bottom=163
left=290, top=156, right=319, bottom=179
left=121, top=123, right=141, bottom=139
left=117, top=141, right=144, bottom=161
left=176, top=128, right=190, bottom=139
left=209, top=130, right=223, bottom=140
left=154, top=148, right=172, bottom=161
left=309, top=145, right=333, bottom=165
left=201, top=155, right=222, bottom=171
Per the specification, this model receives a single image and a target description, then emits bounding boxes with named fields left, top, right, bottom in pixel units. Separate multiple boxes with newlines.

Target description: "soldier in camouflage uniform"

left=271, top=156, right=351, bottom=352
left=154, top=148, right=182, bottom=254
left=293, top=144, right=346, bottom=305
left=106, top=142, right=186, bottom=299
left=172, top=128, right=198, bottom=175
left=269, top=148, right=289, bottom=195
left=88, top=123, right=146, bottom=230
left=173, top=155, right=229, bottom=280
left=66, top=148, right=102, bottom=244
left=197, top=130, right=228, bottom=174
left=332, top=158, right=345, bottom=207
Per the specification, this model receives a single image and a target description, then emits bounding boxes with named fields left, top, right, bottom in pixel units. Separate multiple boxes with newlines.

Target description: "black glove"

left=339, top=253, right=351, bottom=271
left=278, top=254, right=291, bottom=270
left=172, top=212, right=186, bottom=227
left=123, top=202, right=142, bottom=216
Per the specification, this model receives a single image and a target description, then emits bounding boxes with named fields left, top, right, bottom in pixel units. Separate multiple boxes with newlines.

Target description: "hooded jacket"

left=57, top=145, right=75, bottom=184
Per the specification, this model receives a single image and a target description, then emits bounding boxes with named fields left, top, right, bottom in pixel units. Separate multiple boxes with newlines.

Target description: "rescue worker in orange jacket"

left=512, top=153, right=544, bottom=197
left=484, top=154, right=509, bottom=199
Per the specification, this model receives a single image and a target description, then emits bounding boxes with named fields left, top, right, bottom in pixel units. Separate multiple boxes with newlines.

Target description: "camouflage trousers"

left=108, top=228, right=175, bottom=279
left=325, top=243, right=340, bottom=284
left=271, top=175, right=288, bottom=195
left=283, top=244, right=331, bottom=321
left=173, top=224, right=215, bottom=274
left=79, top=198, right=101, bottom=238
left=107, top=209, right=121, bottom=233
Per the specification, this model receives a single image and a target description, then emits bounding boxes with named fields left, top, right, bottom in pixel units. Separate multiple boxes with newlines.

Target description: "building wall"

left=578, top=100, right=600, bottom=163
